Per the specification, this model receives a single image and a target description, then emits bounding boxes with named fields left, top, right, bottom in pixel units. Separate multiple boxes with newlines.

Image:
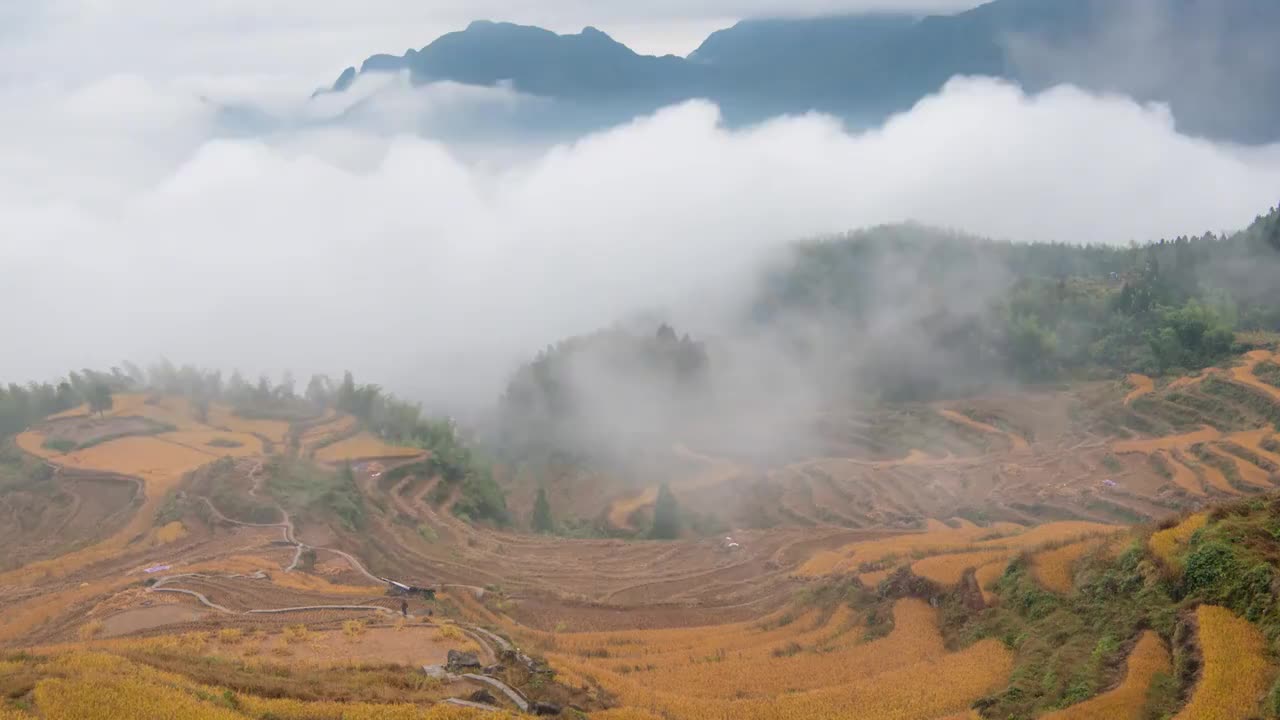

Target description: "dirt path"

left=936, top=409, right=1030, bottom=451
left=1124, top=374, right=1155, bottom=406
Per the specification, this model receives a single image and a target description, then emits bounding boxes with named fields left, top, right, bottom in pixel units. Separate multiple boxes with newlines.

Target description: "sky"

left=2, top=1, right=1280, bottom=407
left=2, top=0, right=988, bottom=86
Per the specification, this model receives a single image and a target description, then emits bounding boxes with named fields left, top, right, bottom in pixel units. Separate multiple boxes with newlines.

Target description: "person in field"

left=401, top=599, right=408, bottom=617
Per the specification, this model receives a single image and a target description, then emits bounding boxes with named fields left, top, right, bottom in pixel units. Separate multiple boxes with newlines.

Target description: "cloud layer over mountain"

left=4, top=64, right=1279, bottom=408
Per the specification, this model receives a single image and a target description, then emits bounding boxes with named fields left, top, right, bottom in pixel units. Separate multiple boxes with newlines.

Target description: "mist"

left=4, top=66, right=1280, bottom=414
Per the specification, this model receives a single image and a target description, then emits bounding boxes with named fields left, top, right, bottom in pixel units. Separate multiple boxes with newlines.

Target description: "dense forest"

left=751, top=206, right=1280, bottom=397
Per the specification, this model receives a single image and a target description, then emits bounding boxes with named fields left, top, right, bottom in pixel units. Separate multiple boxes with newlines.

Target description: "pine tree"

left=532, top=487, right=553, bottom=534
left=650, top=483, right=680, bottom=540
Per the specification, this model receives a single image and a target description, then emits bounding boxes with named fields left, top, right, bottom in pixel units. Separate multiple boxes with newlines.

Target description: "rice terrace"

left=0, top=325, right=1279, bottom=718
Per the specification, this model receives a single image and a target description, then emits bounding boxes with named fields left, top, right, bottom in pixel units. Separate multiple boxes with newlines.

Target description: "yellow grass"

left=1031, top=538, right=1104, bottom=594
left=15, top=650, right=508, bottom=720
left=152, top=520, right=188, bottom=545
left=911, top=551, right=1009, bottom=587
left=1042, top=630, right=1170, bottom=719
left=1174, top=605, right=1273, bottom=720
left=1124, top=374, right=1154, bottom=405
left=1149, top=513, right=1208, bottom=569
left=314, top=432, right=422, bottom=463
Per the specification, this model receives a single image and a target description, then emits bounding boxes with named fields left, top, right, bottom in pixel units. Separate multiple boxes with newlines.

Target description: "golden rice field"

left=1174, top=605, right=1272, bottom=720
left=800, top=520, right=1117, bottom=580
left=11, top=650, right=510, bottom=720
left=1149, top=513, right=1208, bottom=569
left=314, top=432, right=423, bottom=463
left=797, top=522, right=1023, bottom=577
left=1041, top=630, right=1170, bottom=719
left=910, top=550, right=1009, bottom=587
left=537, top=599, right=1012, bottom=720
left=1030, top=538, right=1105, bottom=594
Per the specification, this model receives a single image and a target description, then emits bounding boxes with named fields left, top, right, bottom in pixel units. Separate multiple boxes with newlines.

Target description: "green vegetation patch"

left=265, top=460, right=365, bottom=531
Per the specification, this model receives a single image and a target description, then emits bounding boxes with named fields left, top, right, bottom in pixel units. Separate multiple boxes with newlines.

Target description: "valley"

left=3, top=344, right=1280, bottom=718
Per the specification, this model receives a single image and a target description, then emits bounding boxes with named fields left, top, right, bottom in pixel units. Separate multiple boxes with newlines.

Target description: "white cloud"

left=2, top=71, right=1279, bottom=409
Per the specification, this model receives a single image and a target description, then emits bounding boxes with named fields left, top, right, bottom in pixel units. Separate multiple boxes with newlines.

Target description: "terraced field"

left=5, top=349, right=1280, bottom=718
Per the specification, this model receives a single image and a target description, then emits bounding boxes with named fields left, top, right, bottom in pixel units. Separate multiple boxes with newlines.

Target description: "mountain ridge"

left=323, top=0, right=1280, bottom=144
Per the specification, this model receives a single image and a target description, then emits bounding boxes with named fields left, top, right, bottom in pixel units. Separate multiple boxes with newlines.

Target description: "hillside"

left=5, top=371, right=1280, bottom=717
left=2, top=209, right=1279, bottom=717
left=325, top=0, right=1280, bottom=143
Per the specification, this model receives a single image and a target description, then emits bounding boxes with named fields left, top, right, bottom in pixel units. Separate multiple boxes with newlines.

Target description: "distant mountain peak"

left=321, top=0, right=1280, bottom=144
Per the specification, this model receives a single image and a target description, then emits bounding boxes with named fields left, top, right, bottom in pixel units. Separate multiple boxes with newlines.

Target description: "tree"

left=532, top=487, right=553, bottom=533
left=88, top=383, right=113, bottom=418
left=305, top=374, right=331, bottom=407
left=650, top=483, right=680, bottom=540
